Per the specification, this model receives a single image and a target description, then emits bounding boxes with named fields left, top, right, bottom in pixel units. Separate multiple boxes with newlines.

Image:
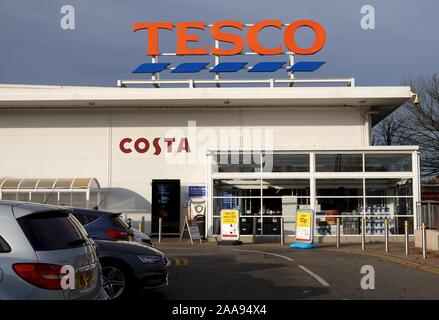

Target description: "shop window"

left=363, top=215, right=413, bottom=236
left=365, top=179, right=413, bottom=197
left=262, top=154, right=309, bottom=172
left=213, top=197, right=261, bottom=217
left=316, top=154, right=363, bottom=172
left=315, top=198, right=364, bottom=236
left=212, top=152, right=261, bottom=173
left=365, top=154, right=412, bottom=172
left=213, top=179, right=261, bottom=197
left=316, top=179, right=363, bottom=197
left=365, top=197, right=413, bottom=216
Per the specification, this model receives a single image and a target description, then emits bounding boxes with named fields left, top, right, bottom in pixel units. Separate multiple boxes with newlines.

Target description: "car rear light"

left=106, top=229, right=129, bottom=241
left=13, top=263, right=63, bottom=290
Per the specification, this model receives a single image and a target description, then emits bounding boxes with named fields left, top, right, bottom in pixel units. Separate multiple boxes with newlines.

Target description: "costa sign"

left=133, top=19, right=326, bottom=56
left=119, top=137, right=191, bottom=155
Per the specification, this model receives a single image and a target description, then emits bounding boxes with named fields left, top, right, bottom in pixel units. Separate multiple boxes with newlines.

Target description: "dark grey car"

left=95, top=240, right=169, bottom=299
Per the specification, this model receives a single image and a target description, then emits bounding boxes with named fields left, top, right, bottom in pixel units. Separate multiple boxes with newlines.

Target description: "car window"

left=17, top=211, right=88, bottom=251
left=71, top=213, right=88, bottom=225
left=0, top=235, right=11, bottom=253
left=110, top=216, right=130, bottom=230
left=71, top=212, right=99, bottom=226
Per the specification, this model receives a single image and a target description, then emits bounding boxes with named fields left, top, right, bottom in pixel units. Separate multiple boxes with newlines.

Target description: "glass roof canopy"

left=0, top=178, right=101, bottom=208
left=0, top=177, right=100, bottom=191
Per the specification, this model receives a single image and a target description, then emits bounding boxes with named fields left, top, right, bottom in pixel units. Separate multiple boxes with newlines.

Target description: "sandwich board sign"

left=291, top=209, right=316, bottom=249
left=220, top=209, right=239, bottom=241
left=180, top=217, right=202, bottom=244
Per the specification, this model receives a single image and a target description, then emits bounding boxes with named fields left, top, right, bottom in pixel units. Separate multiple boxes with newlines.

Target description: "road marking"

left=232, top=249, right=294, bottom=262
left=174, top=257, right=189, bottom=266
left=323, top=248, right=439, bottom=276
left=297, top=265, right=330, bottom=287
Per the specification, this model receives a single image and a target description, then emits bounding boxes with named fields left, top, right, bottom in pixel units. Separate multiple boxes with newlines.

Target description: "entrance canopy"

left=0, top=177, right=101, bottom=208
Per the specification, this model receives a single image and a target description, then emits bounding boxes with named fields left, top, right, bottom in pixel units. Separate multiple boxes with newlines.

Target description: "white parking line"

left=297, top=265, right=330, bottom=287
left=232, top=249, right=294, bottom=262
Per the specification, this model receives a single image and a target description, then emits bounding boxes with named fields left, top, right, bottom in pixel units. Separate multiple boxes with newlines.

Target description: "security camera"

left=412, top=93, right=420, bottom=105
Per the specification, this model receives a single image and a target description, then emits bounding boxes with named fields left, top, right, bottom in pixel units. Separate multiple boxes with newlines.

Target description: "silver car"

left=0, top=201, right=107, bottom=300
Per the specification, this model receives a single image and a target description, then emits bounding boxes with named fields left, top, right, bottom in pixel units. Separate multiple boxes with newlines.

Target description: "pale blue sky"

left=0, top=0, right=438, bottom=86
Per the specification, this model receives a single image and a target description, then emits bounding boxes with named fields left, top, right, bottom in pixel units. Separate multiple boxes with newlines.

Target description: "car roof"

left=0, top=200, right=66, bottom=218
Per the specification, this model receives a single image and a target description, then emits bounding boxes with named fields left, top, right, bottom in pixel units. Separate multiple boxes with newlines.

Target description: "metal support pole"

left=361, top=218, right=366, bottom=251
left=404, top=220, right=409, bottom=255
left=422, top=223, right=427, bottom=259
left=280, top=218, right=285, bottom=246
left=253, top=217, right=257, bottom=244
left=336, top=218, right=340, bottom=248
left=140, top=216, right=145, bottom=233
left=384, top=219, right=389, bottom=253
left=158, top=217, right=162, bottom=243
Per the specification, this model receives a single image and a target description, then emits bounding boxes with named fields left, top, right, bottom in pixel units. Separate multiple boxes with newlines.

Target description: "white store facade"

left=0, top=82, right=420, bottom=241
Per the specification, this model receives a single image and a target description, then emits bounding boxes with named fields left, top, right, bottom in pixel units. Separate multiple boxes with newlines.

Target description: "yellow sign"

left=297, top=211, right=311, bottom=228
left=221, top=209, right=239, bottom=224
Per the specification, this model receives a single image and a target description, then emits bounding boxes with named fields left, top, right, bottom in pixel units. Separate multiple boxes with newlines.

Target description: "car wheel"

left=102, top=264, right=131, bottom=300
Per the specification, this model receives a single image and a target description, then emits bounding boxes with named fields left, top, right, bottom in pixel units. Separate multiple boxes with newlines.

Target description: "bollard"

left=361, top=217, right=366, bottom=251
left=422, top=223, right=427, bottom=259
left=140, top=216, right=145, bottom=233
left=336, top=218, right=340, bottom=248
left=280, top=217, right=285, bottom=246
left=384, top=219, right=389, bottom=253
left=253, top=217, right=257, bottom=244
left=404, top=220, right=409, bottom=255
left=158, top=217, right=162, bottom=243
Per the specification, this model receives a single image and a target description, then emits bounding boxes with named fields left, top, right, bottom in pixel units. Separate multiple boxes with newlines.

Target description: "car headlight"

left=137, top=255, right=162, bottom=264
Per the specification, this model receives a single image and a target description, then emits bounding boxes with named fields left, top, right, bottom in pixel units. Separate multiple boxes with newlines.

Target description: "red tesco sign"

left=133, top=19, right=326, bottom=56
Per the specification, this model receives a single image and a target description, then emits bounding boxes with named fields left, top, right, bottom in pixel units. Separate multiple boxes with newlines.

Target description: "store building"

left=0, top=81, right=419, bottom=241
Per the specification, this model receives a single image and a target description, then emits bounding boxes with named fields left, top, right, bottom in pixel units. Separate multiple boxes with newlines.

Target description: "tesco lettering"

left=119, top=137, right=191, bottom=155
left=133, top=19, right=326, bottom=56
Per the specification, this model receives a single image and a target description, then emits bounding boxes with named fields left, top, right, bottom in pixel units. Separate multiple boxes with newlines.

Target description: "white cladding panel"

left=0, top=108, right=366, bottom=232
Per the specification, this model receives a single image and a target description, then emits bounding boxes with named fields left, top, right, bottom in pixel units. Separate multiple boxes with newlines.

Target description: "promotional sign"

left=180, top=218, right=202, bottom=244
left=220, top=209, right=240, bottom=241
left=295, top=210, right=314, bottom=243
left=187, top=220, right=201, bottom=240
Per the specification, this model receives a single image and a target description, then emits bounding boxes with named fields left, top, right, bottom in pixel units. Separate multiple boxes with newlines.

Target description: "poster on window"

left=295, top=210, right=314, bottom=243
left=220, top=209, right=239, bottom=241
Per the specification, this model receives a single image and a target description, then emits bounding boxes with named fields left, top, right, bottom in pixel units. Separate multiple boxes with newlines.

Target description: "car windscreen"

left=110, top=215, right=130, bottom=230
left=17, top=211, right=88, bottom=251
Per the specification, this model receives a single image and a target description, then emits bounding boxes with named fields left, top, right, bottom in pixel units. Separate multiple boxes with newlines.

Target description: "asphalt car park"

left=144, top=242, right=439, bottom=300
left=3, top=200, right=439, bottom=300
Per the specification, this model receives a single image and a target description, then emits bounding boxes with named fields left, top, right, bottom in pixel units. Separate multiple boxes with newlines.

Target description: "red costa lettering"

left=119, top=137, right=191, bottom=155
left=119, top=138, right=132, bottom=154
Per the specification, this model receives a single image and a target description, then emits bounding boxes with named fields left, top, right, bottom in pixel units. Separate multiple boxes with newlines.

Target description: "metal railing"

left=417, top=201, right=439, bottom=230
left=117, top=77, right=355, bottom=89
